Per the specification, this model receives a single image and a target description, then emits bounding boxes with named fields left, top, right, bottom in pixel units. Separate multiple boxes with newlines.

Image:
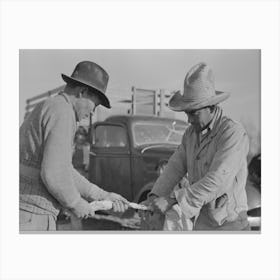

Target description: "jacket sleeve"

left=40, top=101, right=86, bottom=209
left=151, top=132, right=188, bottom=197
left=174, top=122, right=249, bottom=219
left=72, top=167, right=108, bottom=201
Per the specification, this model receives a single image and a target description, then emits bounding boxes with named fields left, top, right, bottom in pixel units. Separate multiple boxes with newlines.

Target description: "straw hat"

left=62, top=61, right=111, bottom=108
left=169, top=62, right=230, bottom=112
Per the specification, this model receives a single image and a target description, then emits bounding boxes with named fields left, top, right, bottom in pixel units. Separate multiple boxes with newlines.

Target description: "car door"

left=88, top=122, right=133, bottom=201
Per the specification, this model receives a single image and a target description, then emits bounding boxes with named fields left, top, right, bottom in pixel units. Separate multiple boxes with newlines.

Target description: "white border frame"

left=1, top=1, right=280, bottom=280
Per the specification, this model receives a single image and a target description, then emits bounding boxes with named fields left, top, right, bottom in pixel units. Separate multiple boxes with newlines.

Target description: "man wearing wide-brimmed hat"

left=145, top=62, right=250, bottom=231
left=20, top=61, right=128, bottom=231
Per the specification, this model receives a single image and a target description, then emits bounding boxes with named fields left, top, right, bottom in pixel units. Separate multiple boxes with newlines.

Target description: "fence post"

left=131, top=86, right=136, bottom=115
left=159, top=89, right=164, bottom=117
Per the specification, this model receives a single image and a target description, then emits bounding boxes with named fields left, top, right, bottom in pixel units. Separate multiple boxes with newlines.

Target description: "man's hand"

left=71, top=199, right=94, bottom=219
left=104, top=192, right=129, bottom=212
left=152, top=196, right=177, bottom=214
left=139, top=194, right=169, bottom=230
left=140, top=194, right=158, bottom=211
left=138, top=194, right=158, bottom=220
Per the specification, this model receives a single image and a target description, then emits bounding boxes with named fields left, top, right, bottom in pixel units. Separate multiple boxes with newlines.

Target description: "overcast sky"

left=19, top=49, right=260, bottom=135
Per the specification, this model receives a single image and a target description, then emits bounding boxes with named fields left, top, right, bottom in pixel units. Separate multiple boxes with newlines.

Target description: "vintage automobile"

left=88, top=115, right=188, bottom=203
left=246, top=154, right=261, bottom=230
left=84, top=115, right=261, bottom=230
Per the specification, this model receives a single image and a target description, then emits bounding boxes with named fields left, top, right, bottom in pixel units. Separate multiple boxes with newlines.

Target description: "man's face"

left=185, top=107, right=212, bottom=132
left=75, top=88, right=101, bottom=121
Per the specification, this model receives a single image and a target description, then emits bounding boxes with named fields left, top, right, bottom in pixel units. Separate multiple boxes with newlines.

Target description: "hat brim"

left=61, top=74, right=111, bottom=108
left=168, top=90, right=230, bottom=112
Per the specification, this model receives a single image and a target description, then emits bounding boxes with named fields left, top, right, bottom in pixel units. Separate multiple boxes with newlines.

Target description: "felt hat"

left=169, top=62, right=230, bottom=112
left=62, top=61, right=111, bottom=108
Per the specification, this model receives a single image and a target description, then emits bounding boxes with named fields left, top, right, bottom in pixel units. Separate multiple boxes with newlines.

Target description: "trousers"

left=19, top=209, right=56, bottom=231
left=164, top=205, right=250, bottom=231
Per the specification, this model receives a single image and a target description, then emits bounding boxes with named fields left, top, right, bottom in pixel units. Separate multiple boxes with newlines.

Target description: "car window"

left=94, top=125, right=128, bottom=148
left=132, top=121, right=186, bottom=146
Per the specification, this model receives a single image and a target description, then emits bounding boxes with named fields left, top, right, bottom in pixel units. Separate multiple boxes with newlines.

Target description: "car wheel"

left=138, top=190, right=151, bottom=203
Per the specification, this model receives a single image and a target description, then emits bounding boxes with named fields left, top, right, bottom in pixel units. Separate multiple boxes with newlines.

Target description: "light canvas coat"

left=151, top=107, right=250, bottom=230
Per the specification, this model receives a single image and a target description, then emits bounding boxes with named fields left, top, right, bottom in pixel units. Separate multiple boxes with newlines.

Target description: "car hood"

left=135, top=143, right=178, bottom=155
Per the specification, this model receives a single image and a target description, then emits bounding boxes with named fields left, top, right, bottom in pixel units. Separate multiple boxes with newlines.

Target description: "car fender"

left=134, top=181, right=155, bottom=203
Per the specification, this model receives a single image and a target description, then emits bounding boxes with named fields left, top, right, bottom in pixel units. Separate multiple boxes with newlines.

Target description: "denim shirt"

left=151, top=107, right=249, bottom=229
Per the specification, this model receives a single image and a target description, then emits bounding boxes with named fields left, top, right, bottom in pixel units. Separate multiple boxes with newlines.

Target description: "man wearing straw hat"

left=144, top=62, right=250, bottom=231
left=20, top=61, right=128, bottom=231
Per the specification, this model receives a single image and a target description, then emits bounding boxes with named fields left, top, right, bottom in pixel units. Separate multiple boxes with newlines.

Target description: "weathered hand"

left=71, top=199, right=92, bottom=219
left=138, top=194, right=157, bottom=221
left=104, top=192, right=129, bottom=212
left=112, top=200, right=128, bottom=212
left=139, top=193, right=158, bottom=212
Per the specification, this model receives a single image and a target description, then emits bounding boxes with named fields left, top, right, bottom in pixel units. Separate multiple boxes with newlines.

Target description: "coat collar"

left=194, top=107, right=224, bottom=159
left=58, top=91, right=79, bottom=122
left=200, top=106, right=222, bottom=135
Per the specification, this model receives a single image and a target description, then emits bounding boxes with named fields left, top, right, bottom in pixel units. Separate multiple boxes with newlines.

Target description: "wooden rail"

left=24, top=85, right=65, bottom=119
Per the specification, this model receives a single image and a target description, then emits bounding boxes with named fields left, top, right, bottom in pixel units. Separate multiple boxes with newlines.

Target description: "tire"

left=138, top=190, right=151, bottom=203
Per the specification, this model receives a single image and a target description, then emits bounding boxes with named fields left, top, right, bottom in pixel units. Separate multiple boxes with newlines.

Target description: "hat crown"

left=70, top=61, right=109, bottom=94
left=183, top=62, right=215, bottom=102
left=168, top=62, right=230, bottom=112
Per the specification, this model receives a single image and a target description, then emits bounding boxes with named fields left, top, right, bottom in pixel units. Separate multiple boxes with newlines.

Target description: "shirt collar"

left=200, top=106, right=221, bottom=135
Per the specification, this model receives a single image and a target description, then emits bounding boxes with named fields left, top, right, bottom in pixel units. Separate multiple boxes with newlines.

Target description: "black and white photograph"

left=19, top=49, right=261, bottom=232
left=1, top=1, right=280, bottom=280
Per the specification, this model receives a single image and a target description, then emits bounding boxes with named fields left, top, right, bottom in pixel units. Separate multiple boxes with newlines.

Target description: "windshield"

left=132, top=120, right=187, bottom=146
